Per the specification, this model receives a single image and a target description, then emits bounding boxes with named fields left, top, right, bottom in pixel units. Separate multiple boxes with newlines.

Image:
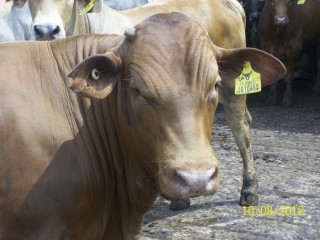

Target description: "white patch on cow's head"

left=124, top=27, right=136, bottom=39
left=28, top=0, right=73, bottom=40
left=31, top=10, right=66, bottom=40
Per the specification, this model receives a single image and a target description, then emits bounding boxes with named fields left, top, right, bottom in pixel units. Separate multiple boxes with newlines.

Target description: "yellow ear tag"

left=79, top=0, right=95, bottom=15
left=235, top=61, right=261, bottom=95
left=297, top=0, right=305, bottom=4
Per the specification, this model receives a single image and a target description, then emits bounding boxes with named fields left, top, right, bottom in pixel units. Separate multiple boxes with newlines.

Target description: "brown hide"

left=7, top=0, right=287, bottom=215
left=0, top=13, right=285, bottom=239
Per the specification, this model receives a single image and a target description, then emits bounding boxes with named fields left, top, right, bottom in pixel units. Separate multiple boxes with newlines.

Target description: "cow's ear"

left=78, top=0, right=102, bottom=13
left=68, top=52, right=122, bottom=99
left=217, top=47, right=286, bottom=90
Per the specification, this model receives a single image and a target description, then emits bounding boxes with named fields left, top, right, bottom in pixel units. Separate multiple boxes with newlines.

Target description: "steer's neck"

left=95, top=87, right=157, bottom=239
left=80, top=91, right=158, bottom=239
left=50, top=35, right=157, bottom=239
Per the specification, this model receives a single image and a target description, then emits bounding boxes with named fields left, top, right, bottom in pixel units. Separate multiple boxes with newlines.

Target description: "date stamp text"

left=242, top=205, right=304, bottom=217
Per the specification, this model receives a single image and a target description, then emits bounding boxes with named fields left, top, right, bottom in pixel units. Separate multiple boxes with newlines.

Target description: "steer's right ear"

left=68, top=52, right=122, bottom=100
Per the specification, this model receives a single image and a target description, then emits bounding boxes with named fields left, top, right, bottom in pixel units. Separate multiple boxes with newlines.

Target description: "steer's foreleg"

left=312, top=42, right=320, bottom=93
left=222, top=93, right=258, bottom=206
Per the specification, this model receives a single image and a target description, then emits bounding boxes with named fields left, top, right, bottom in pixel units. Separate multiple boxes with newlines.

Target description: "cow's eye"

left=131, top=87, right=142, bottom=97
left=215, top=80, right=222, bottom=92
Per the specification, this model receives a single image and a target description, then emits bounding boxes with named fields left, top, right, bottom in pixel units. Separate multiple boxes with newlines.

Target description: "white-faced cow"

left=6, top=0, right=263, bottom=210
left=259, top=0, right=320, bottom=106
left=0, top=13, right=285, bottom=239
left=0, top=1, right=32, bottom=41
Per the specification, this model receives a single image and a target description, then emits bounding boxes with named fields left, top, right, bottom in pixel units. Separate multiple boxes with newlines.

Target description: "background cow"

left=0, top=2, right=32, bottom=41
left=0, top=13, right=285, bottom=239
left=259, top=0, right=320, bottom=106
left=242, top=0, right=265, bottom=48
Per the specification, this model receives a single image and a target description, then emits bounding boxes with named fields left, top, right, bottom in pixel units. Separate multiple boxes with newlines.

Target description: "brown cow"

left=10, top=0, right=262, bottom=210
left=0, top=13, right=285, bottom=239
left=259, top=0, right=320, bottom=106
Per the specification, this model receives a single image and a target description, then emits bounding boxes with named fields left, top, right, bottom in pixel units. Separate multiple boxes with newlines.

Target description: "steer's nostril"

left=174, top=170, right=189, bottom=189
left=34, top=25, right=43, bottom=39
left=51, top=26, right=60, bottom=37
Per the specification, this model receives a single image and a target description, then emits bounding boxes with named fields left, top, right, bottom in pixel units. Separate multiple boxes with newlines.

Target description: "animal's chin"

left=160, top=186, right=220, bottom=201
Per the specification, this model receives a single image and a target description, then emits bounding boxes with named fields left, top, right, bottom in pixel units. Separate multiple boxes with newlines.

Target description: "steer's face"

left=8, top=0, right=72, bottom=40
left=269, top=0, right=293, bottom=25
left=12, top=0, right=98, bottom=40
left=121, top=19, right=222, bottom=199
left=26, top=0, right=74, bottom=40
left=68, top=13, right=286, bottom=200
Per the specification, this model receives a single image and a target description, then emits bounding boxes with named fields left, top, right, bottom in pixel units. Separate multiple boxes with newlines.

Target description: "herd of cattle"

left=0, top=0, right=317, bottom=239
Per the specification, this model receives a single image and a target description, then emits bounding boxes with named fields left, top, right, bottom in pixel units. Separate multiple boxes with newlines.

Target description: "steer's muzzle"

left=274, top=17, right=289, bottom=25
left=249, top=12, right=260, bottom=21
left=160, top=164, right=220, bottom=200
left=34, top=24, right=61, bottom=40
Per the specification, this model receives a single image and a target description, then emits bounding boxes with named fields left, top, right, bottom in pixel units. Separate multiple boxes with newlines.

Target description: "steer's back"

left=105, top=0, right=246, bottom=48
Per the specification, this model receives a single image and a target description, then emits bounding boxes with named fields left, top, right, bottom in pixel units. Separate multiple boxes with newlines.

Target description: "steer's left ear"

left=68, top=52, right=122, bottom=99
left=217, top=47, right=286, bottom=89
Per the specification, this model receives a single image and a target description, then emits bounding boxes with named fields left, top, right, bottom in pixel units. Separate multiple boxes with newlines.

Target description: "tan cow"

left=11, top=0, right=261, bottom=209
left=11, top=0, right=280, bottom=209
left=0, top=13, right=285, bottom=239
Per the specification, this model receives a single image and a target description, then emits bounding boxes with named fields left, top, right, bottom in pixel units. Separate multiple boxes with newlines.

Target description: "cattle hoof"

left=240, top=193, right=259, bottom=206
left=281, top=98, right=292, bottom=107
left=169, top=198, right=191, bottom=211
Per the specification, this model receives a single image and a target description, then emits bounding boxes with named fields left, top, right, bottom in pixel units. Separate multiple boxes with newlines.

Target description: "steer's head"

left=243, top=0, right=265, bottom=22
left=10, top=0, right=100, bottom=40
left=269, top=0, right=295, bottom=25
left=68, top=13, right=285, bottom=200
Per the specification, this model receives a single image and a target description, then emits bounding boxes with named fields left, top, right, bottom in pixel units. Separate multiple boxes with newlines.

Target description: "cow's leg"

left=266, top=83, right=278, bottom=105
left=222, top=92, right=258, bottom=206
left=281, top=74, right=293, bottom=107
left=312, top=42, right=320, bottom=93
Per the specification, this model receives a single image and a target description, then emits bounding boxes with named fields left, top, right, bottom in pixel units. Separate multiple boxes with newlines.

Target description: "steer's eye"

left=215, top=80, right=222, bottom=92
left=131, top=87, right=142, bottom=97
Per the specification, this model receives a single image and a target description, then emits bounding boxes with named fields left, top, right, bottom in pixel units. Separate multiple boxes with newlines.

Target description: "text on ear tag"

left=235, top=61, right=261, bottom=95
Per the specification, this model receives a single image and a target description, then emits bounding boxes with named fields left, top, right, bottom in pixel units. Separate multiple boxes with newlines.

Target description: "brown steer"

left=9, top=0, right=264, bottom=209
left=259, top=0, right=320, bottom=106
left=0, top=13, right=285, bottom=239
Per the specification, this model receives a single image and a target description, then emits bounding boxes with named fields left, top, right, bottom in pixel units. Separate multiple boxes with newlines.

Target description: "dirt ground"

left=141, top=79, right=320, bottom=239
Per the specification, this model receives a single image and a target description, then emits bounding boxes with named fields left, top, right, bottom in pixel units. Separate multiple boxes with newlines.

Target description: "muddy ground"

left=141, top=79, right=320, bottom=240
